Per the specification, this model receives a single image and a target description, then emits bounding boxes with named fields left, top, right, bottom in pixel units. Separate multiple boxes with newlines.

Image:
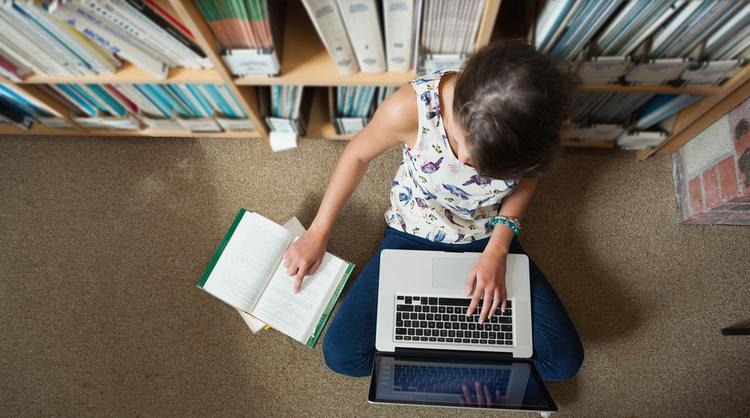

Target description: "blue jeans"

left=323, top=227, right=584, bottom=380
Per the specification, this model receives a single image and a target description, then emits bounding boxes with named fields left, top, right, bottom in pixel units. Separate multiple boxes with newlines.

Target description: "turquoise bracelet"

left=488, top=216, right=520, bottom=235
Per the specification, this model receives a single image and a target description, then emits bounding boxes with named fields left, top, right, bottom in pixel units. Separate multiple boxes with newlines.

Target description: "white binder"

left=576, top=56, right=633, bottom=84
left=625, top=58, right=689, bottom=85
left=337, top=0, right=386, bottom=73
left=680, top=60, right=747, bottom=86
left=384, top=0, right=415, bottom=72
left=301, top=0, right=359, bottom=75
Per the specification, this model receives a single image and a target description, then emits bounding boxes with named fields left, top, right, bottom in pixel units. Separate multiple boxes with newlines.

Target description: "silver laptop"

left=369, top=249, right=557, bottom=415
left=375, top=249, right=533, bottom=355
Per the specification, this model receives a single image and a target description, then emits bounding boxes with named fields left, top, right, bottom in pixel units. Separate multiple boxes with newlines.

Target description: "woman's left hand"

left=465, top=249, right=508, bottom=324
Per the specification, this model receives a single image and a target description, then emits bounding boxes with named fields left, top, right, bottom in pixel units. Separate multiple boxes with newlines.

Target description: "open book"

left=197, top=209, right=355, bottom=348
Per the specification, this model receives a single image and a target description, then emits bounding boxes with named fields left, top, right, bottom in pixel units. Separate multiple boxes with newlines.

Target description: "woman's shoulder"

left=372, top=84, right=419, bottom=139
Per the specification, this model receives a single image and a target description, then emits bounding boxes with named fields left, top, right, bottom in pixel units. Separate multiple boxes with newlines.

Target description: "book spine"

left=0, top=5, right=69, bottom=76
left=5, top=1, right=91, bottom=75
left=143, top=0, right=194, bottom=40
left=49, top=0, right=169, bottom=79
left=17, top=1, right=117, bottom=75
left=123, top=0, right=208, bottom=63
left=305, top=262, right=355, bottom=348
left=167, top=84, right=202, bottom=118
left=103, top=84, right=138, bottom=114
left=0, top=54, right=26, bottom=80
left=85, top=0, right=181, bottom=67
left=185, top=84, right=215, bottom=117
left=52, top=84, right=98, bottom=116
left=112, top=0, right=207, bottom=68
left=198, top=209, right=248, bottom=288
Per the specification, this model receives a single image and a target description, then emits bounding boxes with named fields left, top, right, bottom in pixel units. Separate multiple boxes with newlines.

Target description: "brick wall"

left=673, top=97, right=750, bottom=225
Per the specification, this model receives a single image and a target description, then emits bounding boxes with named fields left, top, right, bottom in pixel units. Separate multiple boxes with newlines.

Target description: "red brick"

left=688, top=177, right=703, bottom=215
left=702, top=167, right=721, bottom=209
left=718, top=157, right=739, bottom=201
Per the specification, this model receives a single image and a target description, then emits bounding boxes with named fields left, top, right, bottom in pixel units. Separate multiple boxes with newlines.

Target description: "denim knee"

left=544, top=338, right=584, bottom=381
left=322, top=330, right=373, bottom=378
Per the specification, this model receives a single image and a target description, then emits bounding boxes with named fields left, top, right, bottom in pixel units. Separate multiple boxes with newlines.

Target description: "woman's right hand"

left=283, top=226, right=329, bottom=293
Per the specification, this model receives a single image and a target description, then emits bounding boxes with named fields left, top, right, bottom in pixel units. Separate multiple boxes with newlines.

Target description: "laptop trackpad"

left=432, top=257, right=475, bottom=289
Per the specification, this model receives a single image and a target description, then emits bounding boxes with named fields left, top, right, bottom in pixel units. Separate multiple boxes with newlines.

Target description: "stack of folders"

left=571, top=92, right=654, bottom=125
left=565, top=92, right=651, bottom=146
left=534, top=1, right=750, bottom=86
left=0, top=84, right=70, bottom=129
left=331, top=85, right=397, bottom=135
left=259, top=85, right=310, bottom=135
left=566, top=92, right=704, bottom=150
left=302, top=0, right=419, bottom=74
left=0, top=0, right=213, bottom=80
left=415, top=0, right=486, bottom=74
left=615, top=93, right=702, bottom=150
left=46, top=83, right=254, bottom=132
left=195, top=0, right=284, bottom=77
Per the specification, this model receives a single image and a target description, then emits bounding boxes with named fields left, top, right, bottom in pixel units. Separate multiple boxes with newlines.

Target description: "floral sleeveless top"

left=384, top=70, right=519, bottom=244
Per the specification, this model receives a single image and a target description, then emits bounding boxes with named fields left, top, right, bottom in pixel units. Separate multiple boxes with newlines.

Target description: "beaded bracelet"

left=488, top=215, right=521, bottom=235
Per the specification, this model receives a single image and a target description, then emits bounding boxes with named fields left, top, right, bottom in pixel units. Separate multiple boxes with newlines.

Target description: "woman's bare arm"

left=284, top=85, right=419, bottom=291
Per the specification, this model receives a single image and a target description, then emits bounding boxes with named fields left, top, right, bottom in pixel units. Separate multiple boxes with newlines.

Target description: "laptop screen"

left=368, top=353, right=556, bottom=412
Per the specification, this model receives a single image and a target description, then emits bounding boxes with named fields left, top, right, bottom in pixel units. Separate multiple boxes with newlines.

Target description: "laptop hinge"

left=394, top=347, right=514, bottom=362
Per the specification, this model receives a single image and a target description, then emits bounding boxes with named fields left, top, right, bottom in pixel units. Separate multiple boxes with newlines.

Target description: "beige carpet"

left=1, top=135, right=748, bottom=417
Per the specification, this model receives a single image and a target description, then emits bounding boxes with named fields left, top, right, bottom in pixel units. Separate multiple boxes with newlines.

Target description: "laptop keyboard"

left=394, top=295, right=514, bottom=346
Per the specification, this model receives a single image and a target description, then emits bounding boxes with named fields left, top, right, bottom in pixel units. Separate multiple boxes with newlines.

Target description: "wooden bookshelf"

left=17, top=63, right=224, bottom=85
left=0, top=123, right=260, bottom=139
left=0, top=0, right=748, bottom=157
left=236, top=1, right=417, bottom=87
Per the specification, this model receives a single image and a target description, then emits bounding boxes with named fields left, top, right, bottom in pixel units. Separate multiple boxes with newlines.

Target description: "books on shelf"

left=46, top=82, right=254, bottom=132
left=197, top=209, right=355, bottom=348
left=196, top=0, right=284, bottom=77
left=0, top=0, right=120, bottom=79
left=0, top=83, right=71, bottom=129
left=416, top=0, right=486, bottom=74
left=330, top=85, right=396, bottom=135
left=704, top=2, right=750, bottom=61
left=634, top=94, right=701, bottom=130
left=302, top=0, right=484, bottom=75
left=648, top=1, right=743, bottom=60
left=532, top=0, right=750, bottom=86
left=259, top=85, right=310, bottom=135
left=571, top=92, right=654, bottom=125
left=40, top=0, right=212, bottom=79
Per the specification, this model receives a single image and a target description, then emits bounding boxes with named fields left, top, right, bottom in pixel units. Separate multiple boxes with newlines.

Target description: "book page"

left=251, top=252, right=347, bottom=342
left=202, top=212, right=293, bottom=312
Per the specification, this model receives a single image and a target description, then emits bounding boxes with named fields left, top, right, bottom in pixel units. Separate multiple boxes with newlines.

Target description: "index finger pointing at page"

left=293, top=265, right=307, bottom=293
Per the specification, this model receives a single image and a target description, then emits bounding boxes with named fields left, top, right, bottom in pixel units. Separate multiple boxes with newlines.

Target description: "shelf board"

left=235, top=2, right=416, bottom=87
left=0, top=123, right=260, bottom=138
left=17, top=63, right=224, bottom=85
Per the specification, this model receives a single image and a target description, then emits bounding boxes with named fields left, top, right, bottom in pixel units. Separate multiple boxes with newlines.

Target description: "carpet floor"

left=1, top=135, right=748, bottom=417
